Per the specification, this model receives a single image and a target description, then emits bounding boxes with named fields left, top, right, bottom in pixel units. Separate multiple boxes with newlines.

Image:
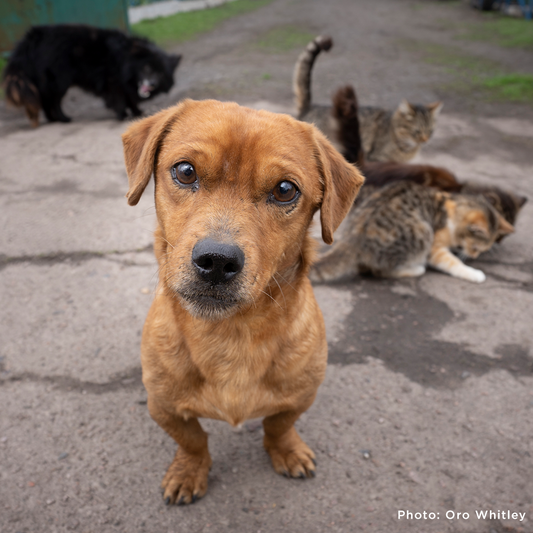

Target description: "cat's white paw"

left=457, top=266, right=486, bottom=283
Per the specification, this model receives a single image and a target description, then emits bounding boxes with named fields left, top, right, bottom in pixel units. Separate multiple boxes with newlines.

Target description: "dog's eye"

left=272, top=181, right=298, bottom=203
left=171, top=162, right=197, bottom=185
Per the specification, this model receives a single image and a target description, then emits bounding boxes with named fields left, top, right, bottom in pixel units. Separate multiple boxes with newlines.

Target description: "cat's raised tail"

left=293, top=35, right=333, bottom=119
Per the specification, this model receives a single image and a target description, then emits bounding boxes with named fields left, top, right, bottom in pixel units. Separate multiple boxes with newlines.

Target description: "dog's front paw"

left=264, top=428, right=316, bottom=479
left=162, top=447, right=212, bottom=505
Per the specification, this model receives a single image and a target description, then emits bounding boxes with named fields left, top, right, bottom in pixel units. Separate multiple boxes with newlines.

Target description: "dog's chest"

left=199, top=380, right=276, bottom=426
left=181, top=348, right=286, bottom=426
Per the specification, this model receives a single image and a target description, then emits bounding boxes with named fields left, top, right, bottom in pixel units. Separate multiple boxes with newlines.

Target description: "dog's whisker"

left=259, top=289, right=283, bottom=310
left=272, top=274, right=287, bottom=309
left=296, top=241, right=304, bottom=262
left=133, top=212, right=158, bottom=221
left=158, top=235, right=175, bottom=249
left=249, top=293, right=257, bottom=310
left=274, top=271, right=298, bottom=293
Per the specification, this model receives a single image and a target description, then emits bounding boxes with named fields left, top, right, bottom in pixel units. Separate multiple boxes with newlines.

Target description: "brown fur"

left=363, top=161, right=462, bottom=192
left=122, top=99, right=364, bottom=504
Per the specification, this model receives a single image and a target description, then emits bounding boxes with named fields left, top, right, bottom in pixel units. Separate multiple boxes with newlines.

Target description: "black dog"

left=3, top=24, right=181, bottom=126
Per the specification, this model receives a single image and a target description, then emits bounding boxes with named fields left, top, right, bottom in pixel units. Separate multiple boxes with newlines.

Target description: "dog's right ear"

left=313, top=128, right=365, bottom=245
left=122, top=105, right=181, bottom=206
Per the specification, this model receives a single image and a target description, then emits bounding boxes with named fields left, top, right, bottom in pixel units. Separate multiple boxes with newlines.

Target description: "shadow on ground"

left=326, top=277, right=533, bottom=388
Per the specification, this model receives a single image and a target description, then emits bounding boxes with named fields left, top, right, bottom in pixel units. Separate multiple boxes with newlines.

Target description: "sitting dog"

left=3, top=24, right=181, bottom=126
left=122, top=99, right=364, bottom=504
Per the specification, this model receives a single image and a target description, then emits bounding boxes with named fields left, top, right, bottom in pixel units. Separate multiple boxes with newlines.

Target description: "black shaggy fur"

left=3, top=24, right=181, bottom=126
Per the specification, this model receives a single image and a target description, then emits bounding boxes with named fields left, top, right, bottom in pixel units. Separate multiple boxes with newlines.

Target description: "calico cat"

left=310, top=180, right=515, bottom=284
left=333, top=85, right=527, bottom=237
left=293, top=36, right=442, bottom=163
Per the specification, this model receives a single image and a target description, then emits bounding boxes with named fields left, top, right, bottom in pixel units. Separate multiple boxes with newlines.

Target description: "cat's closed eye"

left=467, top=225, right=489, bottom=239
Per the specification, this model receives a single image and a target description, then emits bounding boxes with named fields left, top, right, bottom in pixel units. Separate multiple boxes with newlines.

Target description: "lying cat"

left=310, top=181, right=514, bottom=284
left=293, top=35, right=442, bottom=163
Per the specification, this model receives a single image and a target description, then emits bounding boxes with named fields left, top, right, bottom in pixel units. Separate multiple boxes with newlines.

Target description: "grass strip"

left=132, top=0, right=274, bottom=46
left=463, top=16, right=533, bottom=49
left=482, top=73, right=533, bottom=102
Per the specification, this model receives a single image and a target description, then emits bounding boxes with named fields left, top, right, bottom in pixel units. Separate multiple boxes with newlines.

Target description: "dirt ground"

left=1, top=0, right=532, bottom=532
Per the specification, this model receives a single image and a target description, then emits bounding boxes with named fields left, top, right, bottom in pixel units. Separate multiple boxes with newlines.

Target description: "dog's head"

left=123, top=100, right=364, bottom=320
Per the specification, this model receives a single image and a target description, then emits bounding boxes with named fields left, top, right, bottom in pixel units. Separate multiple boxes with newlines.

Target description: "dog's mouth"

left=175, top=286, right=244, bottom=320
left=138, top=79, right=155, bottom=98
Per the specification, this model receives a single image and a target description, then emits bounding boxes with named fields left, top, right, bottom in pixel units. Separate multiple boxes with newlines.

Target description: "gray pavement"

left=1, top=1, right=532, bottom=532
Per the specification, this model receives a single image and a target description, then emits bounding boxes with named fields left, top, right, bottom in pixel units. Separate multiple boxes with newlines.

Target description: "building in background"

left=0, top=0, right=130, bottom=53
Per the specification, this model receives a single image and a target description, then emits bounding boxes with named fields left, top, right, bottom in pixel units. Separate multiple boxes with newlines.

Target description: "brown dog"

left=122, top=99, right=364, bottom=505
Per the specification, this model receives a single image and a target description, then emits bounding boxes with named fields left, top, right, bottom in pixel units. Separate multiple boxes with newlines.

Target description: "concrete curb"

left=129, top=0, right=237, bottom=24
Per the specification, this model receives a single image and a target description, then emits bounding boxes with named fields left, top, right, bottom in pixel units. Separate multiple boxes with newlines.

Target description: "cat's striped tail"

left=293, top=35, right=333, bottom=119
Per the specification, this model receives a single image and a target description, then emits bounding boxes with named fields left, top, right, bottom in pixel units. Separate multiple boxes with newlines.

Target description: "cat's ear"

left=496, top=215, right=515, bottom=239
left=515, top=193, right=528, bottom=209
left=313, top=128, right=365, bottom=245
left=122, top=104, right=183, bottom=206
left=427, top=101, right=443, bottom=117
left=168, top=54, right=182, bottom=73
left=397, top=99, right=415, bottom=116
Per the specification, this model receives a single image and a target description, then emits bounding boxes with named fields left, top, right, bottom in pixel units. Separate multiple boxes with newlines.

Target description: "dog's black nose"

left=192, top=239, right=245, bottom=284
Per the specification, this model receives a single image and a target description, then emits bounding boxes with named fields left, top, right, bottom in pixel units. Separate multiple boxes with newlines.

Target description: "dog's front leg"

left=263, top=408, right=317, bottom=479
left=148, top=398, right=212, bottom=505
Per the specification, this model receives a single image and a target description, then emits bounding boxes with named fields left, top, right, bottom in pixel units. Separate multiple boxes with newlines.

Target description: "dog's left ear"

left=313, top=129, right=365, bottom=244
left=122, top=105, right=182, bottom=206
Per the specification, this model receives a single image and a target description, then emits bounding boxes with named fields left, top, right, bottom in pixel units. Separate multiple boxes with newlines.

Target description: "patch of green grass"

left=400, top=38, right=532, bottom=104
left=462, top=16, right=533, bottom=49
left=482, top=73, right=533, bottom=102
left=412, top=0, right=460, bottom=9
left=420, top=42, right=500, bottom=74
left=132, top=0, right=274, bottom=46
left=254, top=25, right=315, bottom=53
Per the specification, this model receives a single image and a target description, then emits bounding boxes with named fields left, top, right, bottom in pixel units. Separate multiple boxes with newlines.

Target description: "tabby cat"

left=310, top=181, right=514, bottom=284
left=293, top=36, right=443, bottom=163
left=332, top=84, right=527, bottom=240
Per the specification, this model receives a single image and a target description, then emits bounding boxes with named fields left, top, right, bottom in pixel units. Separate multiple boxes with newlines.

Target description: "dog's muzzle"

left=192, top=239, right=245, bottom=284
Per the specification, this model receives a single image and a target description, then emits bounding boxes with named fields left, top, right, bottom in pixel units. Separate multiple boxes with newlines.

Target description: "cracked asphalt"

left=1, top=1, right=532, bottom=532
